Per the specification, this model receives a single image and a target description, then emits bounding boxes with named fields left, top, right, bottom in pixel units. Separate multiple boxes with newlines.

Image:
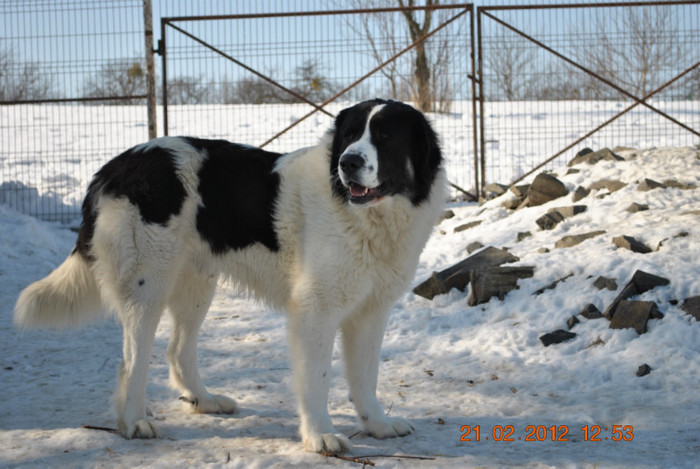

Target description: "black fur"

left=189, top=138, right=281, bottom=254
left=330, top=99, right=442, bottom=206
left=74, top=144, right=187, bottom=259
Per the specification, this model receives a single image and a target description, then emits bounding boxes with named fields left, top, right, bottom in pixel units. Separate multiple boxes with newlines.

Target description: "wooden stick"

left=322, top=452, right=376, bottom=466
left=81, top=425, right=119, bottom=434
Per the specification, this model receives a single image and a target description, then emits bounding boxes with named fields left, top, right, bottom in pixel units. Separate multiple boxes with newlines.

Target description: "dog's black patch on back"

left=330, top=99, right=442, bottom=206
left=74, top=142, right=187, bottom=259
left=188, top=137, right=281, bottom=254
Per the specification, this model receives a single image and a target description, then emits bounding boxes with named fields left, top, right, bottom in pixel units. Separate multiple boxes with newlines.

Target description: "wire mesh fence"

left=477, top=1, right=700, bottom=186
left=1, top=0, right=148, bottom=221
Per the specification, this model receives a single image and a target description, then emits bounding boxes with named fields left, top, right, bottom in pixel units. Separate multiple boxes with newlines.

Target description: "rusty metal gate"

left=157, top=4, right=479, bottom=198
left=477, top=1, right=700, bottom=188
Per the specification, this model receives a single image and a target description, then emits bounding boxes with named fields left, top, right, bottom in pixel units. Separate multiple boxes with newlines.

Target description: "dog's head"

left=330, top=99, right=443, bottom=206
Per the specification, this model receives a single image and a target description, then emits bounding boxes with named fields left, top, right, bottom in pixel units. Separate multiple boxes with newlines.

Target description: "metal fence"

left=477, top=1, right=700, bottom=187
left=1, top=1, right=699, bottom=222
left=0, top=0, right=150, bottom=221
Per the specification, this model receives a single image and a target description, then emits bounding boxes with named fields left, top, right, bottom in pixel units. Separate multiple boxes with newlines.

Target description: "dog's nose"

left=339, top=153, right=365, bottom=174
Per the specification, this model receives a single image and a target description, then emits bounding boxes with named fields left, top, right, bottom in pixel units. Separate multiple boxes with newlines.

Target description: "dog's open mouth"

left=347, top=182, right=386, bottom=204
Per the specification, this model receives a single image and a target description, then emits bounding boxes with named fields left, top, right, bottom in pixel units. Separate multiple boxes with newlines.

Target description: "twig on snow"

left=81, top=425, right=118, bottom=434
left=322, top=451, right=376, bottom=466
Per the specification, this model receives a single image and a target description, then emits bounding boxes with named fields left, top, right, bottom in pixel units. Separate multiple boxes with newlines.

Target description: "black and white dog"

left=15, top=99, right=447, bottom=453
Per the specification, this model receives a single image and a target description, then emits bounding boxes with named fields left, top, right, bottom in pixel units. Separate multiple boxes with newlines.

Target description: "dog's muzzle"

left=338, top=153, right=386, bottom=205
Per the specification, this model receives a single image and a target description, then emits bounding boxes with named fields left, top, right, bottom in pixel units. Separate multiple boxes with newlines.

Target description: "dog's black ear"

left=329, top=108, right=350, bottom=200
left=410, top=111, right=443, bottom=205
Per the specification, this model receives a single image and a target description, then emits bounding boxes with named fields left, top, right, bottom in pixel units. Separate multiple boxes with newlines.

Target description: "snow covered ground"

left=1, top=105, right=699, bottom=468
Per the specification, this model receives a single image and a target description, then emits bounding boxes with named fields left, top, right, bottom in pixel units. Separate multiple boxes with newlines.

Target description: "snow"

left=1, top=105, right=699, bottom=468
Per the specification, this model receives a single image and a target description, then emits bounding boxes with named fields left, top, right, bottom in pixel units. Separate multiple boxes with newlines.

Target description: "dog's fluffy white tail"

left=14, top=253, right=102, bottom=329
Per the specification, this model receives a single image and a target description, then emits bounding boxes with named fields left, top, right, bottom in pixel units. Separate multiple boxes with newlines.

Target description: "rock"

left=593, top=276, right=617, bottom=291
left=572, top=186, right=590, bottom=202
left=588, top=179, right=627, bottom=193
left=516, top=197, right=532, bottom=210
left=555, top=230, right=606, bottom=249
left=574, top=147, right=593, bottom=159
left=440, top=209, right=455, bottom=222
left=680, top=296, right=700, bottom=321
left=454, top=220, right=482, bottom=233
left=637, top=178, right=665, bottom=191
left=663, top=179, right=696, bottom=190
left=613, top=235, right=652, bottom=254
left=613, top=146, right=635, bottom=154
left=413, top=247, right=519, bottom=299
left=540, top=330, right=577, bottom=346
left=567, top=316, right=580, bottom=330
left=527, top=173, right=568, bottom=206
left=604, top=270, right=670, bottom=320
left=537, top=247, right=550, bottom=254
left=636, top=364, right=652, bottom=377
left=536, top=205, right=587, bottom=231
left=609, top=300, right=660, bottom=334
left=568, top=147, right=623, bottom=166
left=466, top=241, right=484, bottom=254
left=502, top=197, right=522, bottom=210
left=468, top=266, right=535, bottom=306
left=683, top=209, right=700, bottom=216
left=504, top=184, right=530, bottom=210
left=535, top=211, right=565, bottom=230
left=516, top=231, right=532, bottom=242
left=626, top=202, right=649, bottom=213
left=509, top=184, right=530, bottom=198
left=552, top=205, right=587, bottom=218
left=579, top=303, right=604, bottom=319
left=484, top=183, right=508, bottom=196
left=412, top=273, right=446, bottom=301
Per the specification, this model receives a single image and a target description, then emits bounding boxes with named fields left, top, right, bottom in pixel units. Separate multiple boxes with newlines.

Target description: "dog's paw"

left=364, top=416, right=415, bottom=439
left=120, top=418, right=161, bottom=439
left=180, top=393, right=238, bottom=414
left=303, top=431, right=353, bottom=454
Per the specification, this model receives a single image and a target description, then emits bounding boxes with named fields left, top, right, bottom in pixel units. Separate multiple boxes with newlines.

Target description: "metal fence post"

left=143, top=0, right=157, bottom=140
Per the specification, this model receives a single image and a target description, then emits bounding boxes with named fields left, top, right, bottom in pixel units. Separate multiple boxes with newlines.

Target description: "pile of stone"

left=414, top=146, right=700, bottom=372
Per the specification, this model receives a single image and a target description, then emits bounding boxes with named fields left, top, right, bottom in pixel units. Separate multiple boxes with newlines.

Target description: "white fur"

left=14, top=132, right=447, bottom=453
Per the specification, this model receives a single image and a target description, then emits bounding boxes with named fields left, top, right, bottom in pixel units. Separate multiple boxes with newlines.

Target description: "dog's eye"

left=373, top=130, right=388, bottom=142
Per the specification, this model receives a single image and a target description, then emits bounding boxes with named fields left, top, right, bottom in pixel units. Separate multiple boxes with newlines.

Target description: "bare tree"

left=0, top=47, right=53, bottom=101
left=484, top=36, right=536, bottom=100
left=83, top=61, right=146, bottom=104
left=341, top=0, right=460, bottom=112
left=166, top=76, right=209, bottom=104
left=399, top=0, right=434, bottom=111
left=291, top=59, right=337, bottom=103
left=683, top=67, right=700, bottom=100
left=577, top=6, right=688, bottom=99
left=348, top=6, right=407, bottom=101
left=219, top=60, right=334, bottom=104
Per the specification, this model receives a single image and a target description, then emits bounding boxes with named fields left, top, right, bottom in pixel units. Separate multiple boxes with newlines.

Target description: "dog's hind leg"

left=166, top=270, right=238, bottom=415
left=113, top=291, right=166, bottom=439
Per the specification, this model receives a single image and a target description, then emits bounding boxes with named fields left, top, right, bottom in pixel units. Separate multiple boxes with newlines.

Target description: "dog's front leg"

left=287, top=310, right=352, bottom=454
left=341, top=309, right=415, bottom=440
